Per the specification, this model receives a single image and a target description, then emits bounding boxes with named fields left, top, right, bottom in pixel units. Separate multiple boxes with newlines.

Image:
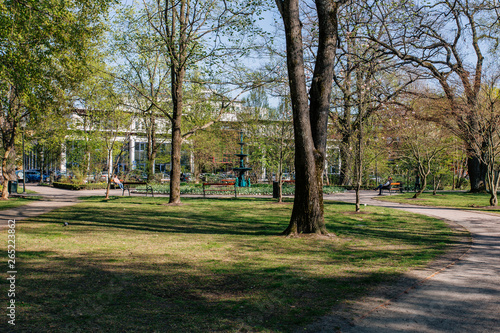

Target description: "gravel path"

left=0, top=185, right=123, bottom=229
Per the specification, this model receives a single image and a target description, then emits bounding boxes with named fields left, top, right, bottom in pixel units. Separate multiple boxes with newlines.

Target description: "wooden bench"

left=202, top=182, right=237, bottom=198
left=122, top=182, right=154, bottom=197
left=381, top=182, right=404, bottom=195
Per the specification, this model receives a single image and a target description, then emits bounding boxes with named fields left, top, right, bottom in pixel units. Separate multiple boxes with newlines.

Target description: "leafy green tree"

left=111, top=5, right=171, bottom=181
left=397, top=117, right=452, bottom=199
left=0, top=0, right=113, bottom=199
left=77, top=70, right=133, bottom=198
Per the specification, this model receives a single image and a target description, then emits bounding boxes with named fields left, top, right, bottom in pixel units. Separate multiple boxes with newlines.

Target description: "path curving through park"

left=306, top=191, right=500, bottom=333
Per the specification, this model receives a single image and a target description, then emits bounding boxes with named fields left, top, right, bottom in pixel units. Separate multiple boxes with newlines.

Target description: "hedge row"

left=135, top=184, right=345, bottom=196
left=53, top=182, right=109, bottom=190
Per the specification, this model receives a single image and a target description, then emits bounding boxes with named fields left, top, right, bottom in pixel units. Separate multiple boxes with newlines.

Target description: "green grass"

left=0, top=197, right=464, bottom=332
left=377, top=191, right=500, bottom=213
left=0, top=195, right=41, bottom=211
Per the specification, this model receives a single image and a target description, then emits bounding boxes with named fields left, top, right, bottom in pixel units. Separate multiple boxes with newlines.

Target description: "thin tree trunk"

left=278, top=125, right=284, bottom=203
left=167, top=0, right=186, bottom=205
left=147, top=118, right=157, bottom=182
left=105, top=177, right=111, bottom=200
left=413, top=173, right=427, bottom=199
left=169, top=88, right=183, bottom=204
left=339, top=136, right=352, bottom=186
left=1, top=148, right=13, bottom=200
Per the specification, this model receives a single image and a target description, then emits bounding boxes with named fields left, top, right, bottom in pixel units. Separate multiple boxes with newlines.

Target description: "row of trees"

left=2, top=0, right=500, bottom=236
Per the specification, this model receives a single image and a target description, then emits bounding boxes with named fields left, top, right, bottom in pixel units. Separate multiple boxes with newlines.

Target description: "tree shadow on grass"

left=3, top=249, right=421, bottom=333
left=26, top=197, right=458, bottom=248
left=31, top=198, right=289, bottom=236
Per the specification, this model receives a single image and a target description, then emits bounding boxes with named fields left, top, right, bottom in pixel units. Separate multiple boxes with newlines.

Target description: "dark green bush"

left=53, top=182, right=108, bottom=190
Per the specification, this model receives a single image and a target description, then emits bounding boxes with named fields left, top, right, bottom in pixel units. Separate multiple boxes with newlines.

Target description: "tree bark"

left=166, top=0, right=187, bottom=205
left=169, top=77, right=184, bottom=204
left=1, top=148, right=13, bottom=200
left=277, top=0, right=342, bottom=235
left=413, top=170, right=427, bottom=199
left=468, top=154, right=486, bottom=193
left=146, top=120, right=157, bottom=182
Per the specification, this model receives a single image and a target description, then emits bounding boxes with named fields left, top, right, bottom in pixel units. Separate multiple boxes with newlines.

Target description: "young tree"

left=275, top=0, right=347, bottom=235
left=80, top=72, right=132, bottom=199
left=397, top=117, right=452, bottom=199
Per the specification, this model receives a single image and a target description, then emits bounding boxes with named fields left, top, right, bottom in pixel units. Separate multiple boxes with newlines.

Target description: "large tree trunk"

left=277, top=0, right=341, bottom=235
left=468, top=154, right=486, bottom=193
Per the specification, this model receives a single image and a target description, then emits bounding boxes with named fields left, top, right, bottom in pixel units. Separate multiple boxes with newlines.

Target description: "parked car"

left=99, top=172, right=109, bottom=182
left=180, top=173, right=191, bottom=182
left=21, top=170, right=50, bottom=183
left=25, top=170, right=41, bottom=182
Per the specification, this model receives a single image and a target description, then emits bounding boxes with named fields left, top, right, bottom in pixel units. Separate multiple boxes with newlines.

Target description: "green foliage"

left=0, top=0, right=114, bottom=197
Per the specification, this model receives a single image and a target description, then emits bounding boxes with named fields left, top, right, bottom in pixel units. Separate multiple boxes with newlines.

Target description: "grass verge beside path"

left=1, top=197, right=465, bottom=332
left=377, top=191, right=500, bottom=213
left=0, top=195, right=41, bottom=211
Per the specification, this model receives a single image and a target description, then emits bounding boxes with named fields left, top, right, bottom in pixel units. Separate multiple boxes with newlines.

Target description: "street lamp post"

left=22, top=126, right=26, bottom=193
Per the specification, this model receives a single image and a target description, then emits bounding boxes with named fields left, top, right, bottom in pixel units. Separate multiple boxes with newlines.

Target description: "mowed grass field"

left=0, top=197, right=465, bottom=332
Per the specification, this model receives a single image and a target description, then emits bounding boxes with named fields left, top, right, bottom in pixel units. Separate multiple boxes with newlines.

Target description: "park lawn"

left=1, top=197, right=463, bottom=332
left=377, top=191, right=500, bottom=213
left=0, top=195, right=41, bottom=211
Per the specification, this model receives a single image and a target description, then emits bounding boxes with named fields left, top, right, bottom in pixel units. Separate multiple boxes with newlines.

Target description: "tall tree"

left=469, top=73, right=500, bottom=205
left=140, top=0, right=263, bottom=204
left=111, top=5, right=171, bottom=181
left=0, top=0, right=113, bottom=199
left=364, top=0, right=500, bottom=192
left=275, top=0, right=346, bottom=235
left=330, top=3, right=417, bottom=210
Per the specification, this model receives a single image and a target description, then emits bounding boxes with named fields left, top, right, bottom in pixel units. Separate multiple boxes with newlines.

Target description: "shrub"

left=53, top=182, right=108, bottom=190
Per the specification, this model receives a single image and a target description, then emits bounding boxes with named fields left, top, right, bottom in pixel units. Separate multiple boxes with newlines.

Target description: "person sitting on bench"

left=375, top=176, right=392, bottom=195
left=113, top=175, right=124, bottom=190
